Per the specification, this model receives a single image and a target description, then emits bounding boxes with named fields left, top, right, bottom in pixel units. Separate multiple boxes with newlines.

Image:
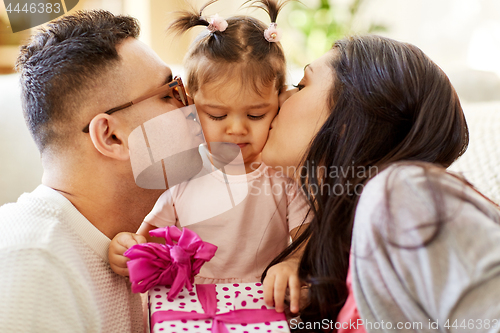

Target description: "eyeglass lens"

left=173, top=86, right=187, bottom=106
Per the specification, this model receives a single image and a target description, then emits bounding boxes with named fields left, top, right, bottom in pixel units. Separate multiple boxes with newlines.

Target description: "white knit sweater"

left=0, top=185, right=144, bottom=332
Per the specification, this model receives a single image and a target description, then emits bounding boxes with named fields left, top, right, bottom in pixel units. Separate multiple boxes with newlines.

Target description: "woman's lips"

left=236, top=143, right=248, bottom=148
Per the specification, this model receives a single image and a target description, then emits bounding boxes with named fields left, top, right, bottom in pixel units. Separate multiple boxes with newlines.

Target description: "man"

left=0, top=10, right=185, bottom=332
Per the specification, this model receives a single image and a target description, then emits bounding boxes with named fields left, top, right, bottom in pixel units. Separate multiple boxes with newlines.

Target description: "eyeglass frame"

left=82, top=76, right=188, bottom=133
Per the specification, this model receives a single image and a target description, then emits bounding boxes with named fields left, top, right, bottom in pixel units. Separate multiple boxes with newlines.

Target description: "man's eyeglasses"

left=82, top=76, right=188, bottom=133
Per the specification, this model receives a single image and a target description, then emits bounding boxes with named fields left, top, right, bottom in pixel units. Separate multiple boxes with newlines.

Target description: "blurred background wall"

left=1, top=0, right=500, bottom=205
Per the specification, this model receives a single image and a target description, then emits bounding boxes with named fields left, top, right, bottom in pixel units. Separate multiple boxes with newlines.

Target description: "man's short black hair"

left=16, top=10, right=140, bottom=152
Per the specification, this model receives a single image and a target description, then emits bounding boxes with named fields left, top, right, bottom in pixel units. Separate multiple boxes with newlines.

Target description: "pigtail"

left=244, top=0, right=293, bottom=23
left=244, top=0, right=294, bottom=42
left=199, top=0, right=220, bottom=13
left=168, top=0, right=221, bottom=35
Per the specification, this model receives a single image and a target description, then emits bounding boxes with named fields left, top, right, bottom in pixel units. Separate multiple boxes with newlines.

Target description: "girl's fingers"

left=110, top=263, right=130, bottom=277
left=131, top=233, right=147, bottom=245
left=263, top=274, right=276, bottom=307
left=109, top=251, right=131, bottom=276
left=288, top=274, right=301, bottom=314
left=273, top=274, right=289, bottom=313
left=116, top=232, right=141, bottom=249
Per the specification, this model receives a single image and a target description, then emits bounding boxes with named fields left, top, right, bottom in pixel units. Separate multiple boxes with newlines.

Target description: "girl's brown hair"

left=169, top=0, right=289, bottom=96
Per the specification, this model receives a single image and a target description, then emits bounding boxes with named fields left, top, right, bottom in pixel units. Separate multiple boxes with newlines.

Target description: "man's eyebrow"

left=165, top=72, right=173, bottom=84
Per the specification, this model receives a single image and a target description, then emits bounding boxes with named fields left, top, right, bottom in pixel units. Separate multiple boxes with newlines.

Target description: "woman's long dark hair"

left=262, top=35, right=469, bottom=329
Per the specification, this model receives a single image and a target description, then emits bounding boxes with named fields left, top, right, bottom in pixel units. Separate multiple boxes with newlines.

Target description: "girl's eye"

left=293, top=84, right=305, bottom=91
left=207, top=114, right=226, bottom=121
left=248, top=114, right=266, bottom=120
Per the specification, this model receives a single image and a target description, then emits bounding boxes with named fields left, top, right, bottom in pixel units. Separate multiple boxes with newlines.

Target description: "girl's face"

left=262, top=50, right=336, bottom=177
left=192, top=78, right=279, bottom=173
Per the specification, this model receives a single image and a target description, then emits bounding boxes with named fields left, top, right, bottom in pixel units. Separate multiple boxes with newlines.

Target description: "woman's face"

left=262, top=50, right=336, bottom=176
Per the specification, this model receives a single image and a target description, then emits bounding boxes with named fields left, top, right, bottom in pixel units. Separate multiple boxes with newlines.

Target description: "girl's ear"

left=88, top=114, right=130, bottom=161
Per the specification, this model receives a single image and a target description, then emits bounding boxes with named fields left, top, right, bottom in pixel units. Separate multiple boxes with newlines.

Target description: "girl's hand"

left=108, top=232, right=147, bottom=276
left=263, top=258, right=302, bottom=314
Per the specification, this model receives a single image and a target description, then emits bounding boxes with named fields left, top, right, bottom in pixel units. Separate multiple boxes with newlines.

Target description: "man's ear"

left=88, top=114, right=130, bottom=161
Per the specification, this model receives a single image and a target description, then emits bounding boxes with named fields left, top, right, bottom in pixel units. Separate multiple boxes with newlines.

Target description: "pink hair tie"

left=264, top=22, right=282, bottom=43
left=207, top=14, right=228, bottom=33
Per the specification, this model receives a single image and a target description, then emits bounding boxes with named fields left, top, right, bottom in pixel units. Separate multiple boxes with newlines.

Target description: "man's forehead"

left=86, top=38, right=172, bottom=113
left=116, top=38, right=172, bottom=91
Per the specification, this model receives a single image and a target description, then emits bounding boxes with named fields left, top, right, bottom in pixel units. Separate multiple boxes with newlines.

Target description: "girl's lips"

left=236, top=143, right=248, bottom=148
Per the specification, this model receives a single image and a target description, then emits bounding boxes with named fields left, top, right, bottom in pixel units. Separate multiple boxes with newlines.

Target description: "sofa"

left=1, top=73, right=499, bottom=206
left=449, top=101, right=500, bottom=204
left=0, top=74, right=43, bottom=205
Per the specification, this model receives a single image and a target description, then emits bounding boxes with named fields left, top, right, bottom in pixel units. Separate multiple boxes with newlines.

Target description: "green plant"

left=282, top=0, right=386, bottom=65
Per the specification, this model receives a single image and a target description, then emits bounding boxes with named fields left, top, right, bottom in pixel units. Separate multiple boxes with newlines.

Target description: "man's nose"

left=181, top=107, right=203, bottom=137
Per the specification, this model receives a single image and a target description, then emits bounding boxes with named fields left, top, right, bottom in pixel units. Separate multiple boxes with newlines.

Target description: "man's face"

left=93, top=38, right=187, bottom=201
left=110, top=38, right=205, bottom=192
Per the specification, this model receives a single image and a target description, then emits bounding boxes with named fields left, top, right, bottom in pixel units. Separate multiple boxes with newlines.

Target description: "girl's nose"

left=227, top=119, right=248, bottom=136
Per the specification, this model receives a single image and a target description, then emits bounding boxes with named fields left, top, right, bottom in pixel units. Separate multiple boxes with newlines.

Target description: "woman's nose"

left=278, top=86, right=298, bottom=108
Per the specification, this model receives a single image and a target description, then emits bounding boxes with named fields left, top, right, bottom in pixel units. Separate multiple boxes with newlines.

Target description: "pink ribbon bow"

left=124, top=226, right=218, bottom=298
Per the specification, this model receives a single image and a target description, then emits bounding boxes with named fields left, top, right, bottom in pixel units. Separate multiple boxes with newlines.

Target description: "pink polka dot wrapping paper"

left=149, top=282, right=290, bottom=333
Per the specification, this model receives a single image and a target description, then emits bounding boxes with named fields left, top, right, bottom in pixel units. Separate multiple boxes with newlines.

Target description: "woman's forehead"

left=310, top=49, right=336, bottom=72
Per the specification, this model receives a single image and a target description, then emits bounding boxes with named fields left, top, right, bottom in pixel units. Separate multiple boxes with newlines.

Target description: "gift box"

left=124, top=227, right=290, bottom=332
left=149, top=282, right=290, bottom=333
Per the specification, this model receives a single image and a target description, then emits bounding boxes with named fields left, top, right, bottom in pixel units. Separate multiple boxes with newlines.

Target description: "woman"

left=262, top=35, right=500, bottom=332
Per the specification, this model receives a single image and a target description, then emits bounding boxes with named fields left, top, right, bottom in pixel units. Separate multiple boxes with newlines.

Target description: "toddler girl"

left=109, top=0, right=308, bottom=313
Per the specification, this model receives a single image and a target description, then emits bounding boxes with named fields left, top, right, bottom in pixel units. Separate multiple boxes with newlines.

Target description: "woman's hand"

left=263, top=258, right=302, bottom=314
left=108, top=232, right=147, bottom=276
